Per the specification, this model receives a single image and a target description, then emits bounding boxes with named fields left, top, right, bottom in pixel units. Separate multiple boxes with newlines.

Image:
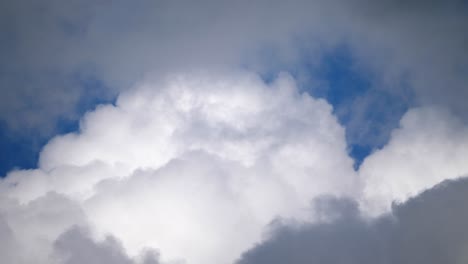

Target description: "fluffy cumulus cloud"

left=359, top=107, right=468, bottom=215
left=0, top=72, right=359, bottom=264
left=1, top=0, right=468, bottom=264
left=2, top=73, right=468, bottom=264
left=2, top=70, right=468, bottom=264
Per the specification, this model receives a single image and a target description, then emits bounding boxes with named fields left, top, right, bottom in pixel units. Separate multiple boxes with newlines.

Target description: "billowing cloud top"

left=1, top=0, right=468, bottom=264
left=2, top=72, right=358, bottom=264
left=2, top=71, right=468, bottom=264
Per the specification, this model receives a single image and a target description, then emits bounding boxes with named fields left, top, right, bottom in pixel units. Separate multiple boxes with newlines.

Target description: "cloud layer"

left=2, top=0, right=467, bottom=136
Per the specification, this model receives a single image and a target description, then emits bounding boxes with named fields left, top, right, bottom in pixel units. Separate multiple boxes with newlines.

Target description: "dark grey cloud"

left=1, top=0, right=467, bottom=154
left=0, top=192, right=89, bottom=264
left=237, top=176, right=468, bottom=264
left=0, top=215, right=21, bottom=263
left=54, top=226, right=160, bottom=264
left=347, top=0, right=468, bottom=113
left=328, top=0, right=468, bottom=150
left=0, top=0, right=102, bottom=134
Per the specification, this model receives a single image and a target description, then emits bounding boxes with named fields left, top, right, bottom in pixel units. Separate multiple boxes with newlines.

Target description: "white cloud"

left=2, top=71, right=468, bottom=264
left=1, top=1, right=468, bottom=263
left=0, top=72, right=357, bottom=264
left=0, top=192, right=87, bottom=264
left=359, top=107, right=468, bottom=215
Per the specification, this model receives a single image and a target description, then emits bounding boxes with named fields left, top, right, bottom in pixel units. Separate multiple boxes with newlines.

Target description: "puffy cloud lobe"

left=359, top=107, right=468, bottom=215
left=54, top=227, right=160, bottom=264
left=237, top=177, right=468, bottom=264
left=0, top=72, right=357, bottom=264
left=0, top=192, right=87, bottom=264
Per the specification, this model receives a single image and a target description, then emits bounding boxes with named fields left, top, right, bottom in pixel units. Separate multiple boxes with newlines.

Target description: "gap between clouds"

left=1, top=72, right=468, bottom=264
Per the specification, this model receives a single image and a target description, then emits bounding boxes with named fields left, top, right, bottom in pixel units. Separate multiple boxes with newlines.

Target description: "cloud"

left=237, top=176, right=468, bottom=264
left=54, top=226, right=160, bottom=264
left=0, top=214, right=20, bottom=263
left=1, top=1, right=467, bottom=261
left=347, top=0, right=468, bottom=115
left=0, top=72, right=357, bottom=264
left=2, top=0, right=466, bottom=139
left=1, top=71, right=468, bottom=263
left=0, top=0, right=335, bottom=134
left=359, top=107, right=468, bottom=215
left=0, top=192, right=87, bottom=264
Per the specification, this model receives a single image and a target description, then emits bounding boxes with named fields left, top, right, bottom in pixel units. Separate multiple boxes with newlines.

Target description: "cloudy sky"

left=1, top=0, right=468, bottom=263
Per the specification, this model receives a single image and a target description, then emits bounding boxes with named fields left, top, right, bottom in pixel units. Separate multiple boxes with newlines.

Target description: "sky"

left=0, top=0, right=467, bottom=263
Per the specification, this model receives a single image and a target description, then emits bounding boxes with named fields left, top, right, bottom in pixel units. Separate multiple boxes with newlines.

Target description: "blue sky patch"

left=256, top=44, right=410, bottom=168
left=0, top=74, right=115, bottom=177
